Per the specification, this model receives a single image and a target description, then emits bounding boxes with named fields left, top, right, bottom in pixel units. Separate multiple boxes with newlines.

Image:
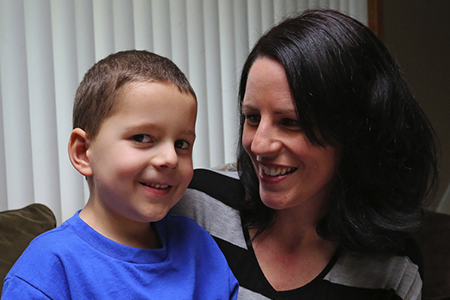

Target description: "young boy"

left=2, top=50, right=238, bottom=299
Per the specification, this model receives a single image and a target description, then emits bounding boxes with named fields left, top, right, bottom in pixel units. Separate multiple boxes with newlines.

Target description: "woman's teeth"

left=261, top=166, right=296, bottom=176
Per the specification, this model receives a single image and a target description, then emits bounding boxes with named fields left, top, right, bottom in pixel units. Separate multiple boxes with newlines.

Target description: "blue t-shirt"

left=2, top=211, right=238, bottom=299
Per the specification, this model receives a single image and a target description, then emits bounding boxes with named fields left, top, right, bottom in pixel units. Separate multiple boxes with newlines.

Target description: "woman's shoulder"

left=185, top=168, right=243, bottom=208
left=324, top=248, right=422, bottom=299
left=171, top=168, right=247, bottom=249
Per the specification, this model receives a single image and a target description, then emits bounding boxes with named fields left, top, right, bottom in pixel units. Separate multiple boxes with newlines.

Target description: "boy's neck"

left=79, top=205, right=162, bottom=249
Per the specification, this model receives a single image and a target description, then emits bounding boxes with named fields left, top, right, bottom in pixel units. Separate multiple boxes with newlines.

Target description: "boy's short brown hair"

left=73, top=50, right=196, bottom=138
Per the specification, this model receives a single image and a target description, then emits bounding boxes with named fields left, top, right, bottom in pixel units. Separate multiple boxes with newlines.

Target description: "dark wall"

left=383, top=0, right=450, bottom=211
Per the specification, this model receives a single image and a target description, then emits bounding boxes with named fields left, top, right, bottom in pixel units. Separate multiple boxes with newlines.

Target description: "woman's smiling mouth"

left=260, top=165, right=297, bottom=177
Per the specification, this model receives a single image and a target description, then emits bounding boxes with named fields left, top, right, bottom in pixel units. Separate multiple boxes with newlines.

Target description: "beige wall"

left=383, top=0, right=450, bottom=212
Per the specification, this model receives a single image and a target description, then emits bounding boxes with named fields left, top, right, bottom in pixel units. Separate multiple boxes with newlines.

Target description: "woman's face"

left=241, top=58, right=340, bottom=214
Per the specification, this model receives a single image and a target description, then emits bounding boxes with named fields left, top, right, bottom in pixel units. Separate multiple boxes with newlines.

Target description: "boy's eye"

left=175, top=140, right=189, bottom=149
left=132, top=134, right=152, bottom=143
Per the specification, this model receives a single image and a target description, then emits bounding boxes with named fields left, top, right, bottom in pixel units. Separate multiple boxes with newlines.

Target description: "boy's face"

left=86, top=82, right=197, bottom=224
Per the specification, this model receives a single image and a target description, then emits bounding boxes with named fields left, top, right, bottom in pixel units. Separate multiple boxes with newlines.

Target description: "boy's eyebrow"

left=126, top=123, right=196, bottom=138
left=183, top=130, right=196, bottom=138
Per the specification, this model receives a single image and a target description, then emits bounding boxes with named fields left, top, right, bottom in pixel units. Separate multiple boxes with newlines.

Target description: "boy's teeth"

left=144, top=183, right=169, bottom=189
left=261, top=166, right=295, bottom=176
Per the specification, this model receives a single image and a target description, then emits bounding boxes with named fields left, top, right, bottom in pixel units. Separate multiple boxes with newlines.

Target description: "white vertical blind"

left=74, top=1, right=95, bottom=83
left=186, top=0, right=209, bottom=167
left=25, top=0, right=61, bottom=218
left=203, top=0, right=224, bottom=168
left=438, top=184, right=450, bottom=213
left=0, top=0, right=369, bottom=224
left=113, top=0, right=135, bottom=51
left=218, top=0, right=239, bottom=164
left=133, top=0, right=153, bottom=51
left=0, top=0, right=34, bottom=211
left=247, top=0, right=262, bottom=61
left=51, top=0, right=86, bottom=222
left=0, top=78, right=6, bottom=211
left=152, top=0, right=171, bottom=56
left=93, top=1, right=114, bottom=60
left=261, top=0, right=275, bottom=30
left=171, top=0, right=189, bottom=73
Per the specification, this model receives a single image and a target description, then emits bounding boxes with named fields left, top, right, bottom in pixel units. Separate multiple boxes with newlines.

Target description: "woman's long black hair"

left=237, top=9, right=439, bottom=254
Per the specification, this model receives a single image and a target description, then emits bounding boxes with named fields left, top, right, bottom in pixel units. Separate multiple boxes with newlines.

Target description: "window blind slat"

left=247, top=0, right=262, bottom=50
left=75, top=0, right=96, bottom=82
left=261, top=0, right=275, bottom=31
left=152, top=0, right=171, bottom=57
left=0, top=0, right=34, bottom=210
left=349, top=0, right=368, bottom=25
left=133, top=0, right=153, bottom=51
left=25, top=0, right=61, bottom=217
left=51, top=0, right=85, bottom=224
left=0, top=78, right=6, bottom=211
left=234, top=0, right=248, bottom=80
left=203, top=0, right=225, bottom=167
left=186, top=0, right=210, bottom=167
left=113, top=0, right=135, bottom=51
left=93, top=0, right=115, bottom=60
left=219, top=0, right=239, bottom=163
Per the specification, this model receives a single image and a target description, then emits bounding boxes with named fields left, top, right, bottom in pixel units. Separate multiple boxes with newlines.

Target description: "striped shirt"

left=172, top=168, right=423, bottom=300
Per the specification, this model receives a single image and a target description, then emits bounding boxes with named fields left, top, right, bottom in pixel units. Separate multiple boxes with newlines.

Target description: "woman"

left=173, top=9, right=438, bottom=299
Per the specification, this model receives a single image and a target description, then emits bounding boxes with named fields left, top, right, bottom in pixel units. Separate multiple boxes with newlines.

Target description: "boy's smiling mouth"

left=140, top=182, right=170, bottom=189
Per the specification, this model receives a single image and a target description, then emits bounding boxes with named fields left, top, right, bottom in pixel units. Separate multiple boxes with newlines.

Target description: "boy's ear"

left=68, top=128, right=93, bottom=177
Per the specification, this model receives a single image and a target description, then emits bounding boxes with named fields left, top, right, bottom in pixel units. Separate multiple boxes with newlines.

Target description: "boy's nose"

left=153, top=143, right=178, bottom=169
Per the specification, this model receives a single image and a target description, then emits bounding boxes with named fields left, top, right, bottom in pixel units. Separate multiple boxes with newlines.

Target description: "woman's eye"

left=245, top=114, right=260, bottom=125
left=175, top=140, right=189, bottom=149
left=132, top=134, right=152, bottom=143
left=282, top=118, right=301, bottom=127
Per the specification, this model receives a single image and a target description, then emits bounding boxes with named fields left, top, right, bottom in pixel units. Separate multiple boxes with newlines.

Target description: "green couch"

left=412, top=211, right=450, bottom=300
left=0, top=203, right=56, bottom=294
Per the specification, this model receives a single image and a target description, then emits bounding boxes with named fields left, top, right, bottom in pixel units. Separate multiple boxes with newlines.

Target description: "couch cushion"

left=0, top=203, right=56, bottom=292
left=413, top=211, right=450, bottom=300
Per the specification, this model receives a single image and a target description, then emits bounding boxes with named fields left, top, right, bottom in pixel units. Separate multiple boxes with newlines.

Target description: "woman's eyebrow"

left=242, top=104, right=295, bottom=115
left=241, top=103, right=257, bottom=111
left=272, top=108, right=296, bottom=115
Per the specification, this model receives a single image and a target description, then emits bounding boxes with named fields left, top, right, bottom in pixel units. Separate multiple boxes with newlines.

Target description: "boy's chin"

left=140, top=207, right=173, bottom=223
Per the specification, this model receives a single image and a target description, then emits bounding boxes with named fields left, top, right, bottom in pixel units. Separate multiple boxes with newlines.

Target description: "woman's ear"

left=68, top=128, right=93, bottom=177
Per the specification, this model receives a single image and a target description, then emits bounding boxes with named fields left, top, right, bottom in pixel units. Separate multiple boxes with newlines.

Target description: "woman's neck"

left=249, top=205, right=338, bottom=291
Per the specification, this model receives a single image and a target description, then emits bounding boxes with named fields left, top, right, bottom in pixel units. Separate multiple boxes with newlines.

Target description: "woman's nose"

left=250, top=122, right=281, bottom=156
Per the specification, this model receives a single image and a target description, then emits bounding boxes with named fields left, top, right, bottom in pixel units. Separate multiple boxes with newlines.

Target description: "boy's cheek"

left=178, top=159, right=194, bottom=183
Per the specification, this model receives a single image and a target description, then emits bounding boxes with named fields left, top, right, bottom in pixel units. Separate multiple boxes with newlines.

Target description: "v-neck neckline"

left=241, top=224, right=340, bottom=297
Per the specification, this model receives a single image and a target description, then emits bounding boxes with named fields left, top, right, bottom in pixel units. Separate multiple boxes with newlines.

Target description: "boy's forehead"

left=111, top=81, right=193, bottom=110
left=103, top=86, right=196, bottom=132
left=124, top=80, right=195, bottom=98
left=115, top=81, right=197, bottom=111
